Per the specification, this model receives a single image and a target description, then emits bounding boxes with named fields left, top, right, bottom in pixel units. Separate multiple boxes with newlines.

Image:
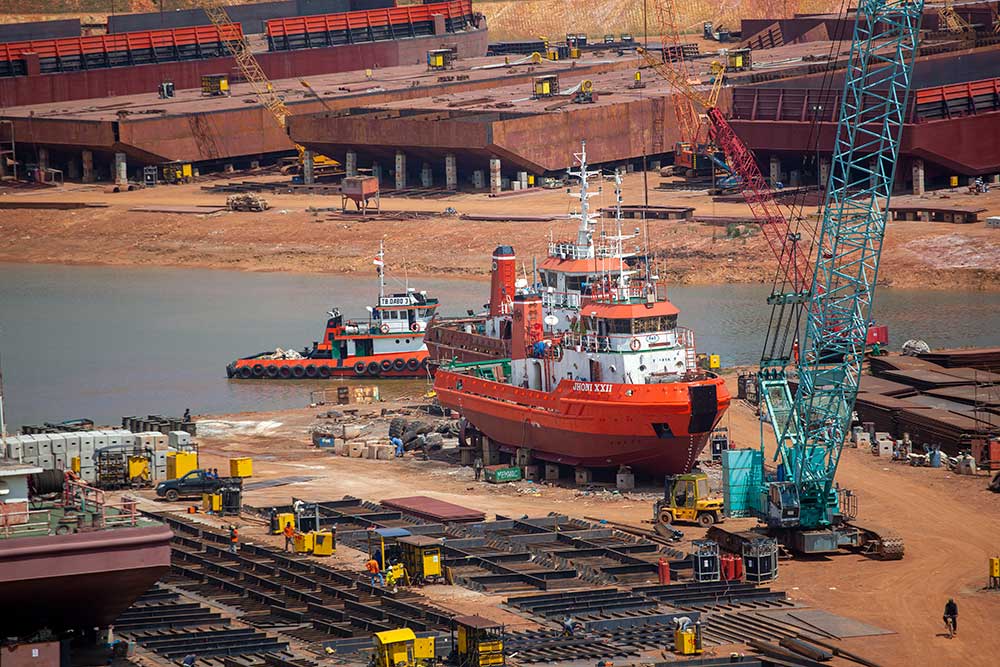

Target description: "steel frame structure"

left=761, top=0, right=925, bottom=532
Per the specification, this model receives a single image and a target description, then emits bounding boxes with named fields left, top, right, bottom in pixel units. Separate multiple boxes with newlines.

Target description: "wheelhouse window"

left=565, top=275, right=586, bottom=293
left=633, top=315, right=677, bottom=334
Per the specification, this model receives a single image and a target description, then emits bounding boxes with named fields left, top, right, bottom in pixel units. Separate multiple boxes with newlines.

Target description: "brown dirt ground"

left=2, top=173, right=998, bottom=289
left=123, top=371, right=1000, bottom=667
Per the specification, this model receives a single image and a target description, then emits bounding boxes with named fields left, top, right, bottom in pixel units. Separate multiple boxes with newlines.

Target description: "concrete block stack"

left=2, top=427, right=197, bottom=485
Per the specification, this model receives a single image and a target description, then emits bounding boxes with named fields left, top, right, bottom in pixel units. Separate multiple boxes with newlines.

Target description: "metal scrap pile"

left=227, top=193, right=271, bottom=211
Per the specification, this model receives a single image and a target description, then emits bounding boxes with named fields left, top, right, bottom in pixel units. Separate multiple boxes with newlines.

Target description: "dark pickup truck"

left=155, top=469, right=241, bottom=501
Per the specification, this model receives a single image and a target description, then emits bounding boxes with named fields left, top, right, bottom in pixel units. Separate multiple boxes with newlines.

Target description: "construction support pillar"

left=489, top=157, right=501, bottom=195
left=345, top=151, right=357, bottom=177
left=82, top=150, right=94, bottom=183
left=395, top=150, right=406, bottom=190
left=420, top=162, right=433, bottom=188
left=372, top=161, right=382, bottom=184
left=482, top=437, right=500, bottom=466
left=819, top=157, right=830, bottom=189
left=302, top=150, right=315, bottom=185
left=37, top=147, right=49, bottom=175
left=445, top=153, right=457, bottom=190
left=992, top=174, right=1000, bottom=185
left=769, top=155, right=781, bottom=187
left=114, top=152, right=127, bottom=187
left=472, top=170, right=484, bottom=189
left=912, top=158, right=925, bottom=195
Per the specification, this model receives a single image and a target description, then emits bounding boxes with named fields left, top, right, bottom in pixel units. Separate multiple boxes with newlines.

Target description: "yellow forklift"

left=371, top=628, right=435, bottom=667
left=653, top=472, right=725, bottom=528
left=451, top=616, right=504, bottom=667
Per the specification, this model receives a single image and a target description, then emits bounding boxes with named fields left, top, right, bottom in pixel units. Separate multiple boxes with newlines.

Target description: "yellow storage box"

left=71, top=456, right=81, bottom=473
left=128, top=456, right=150, bottom=482
left=313, top=530, right=335, bottom=556
left=990, top=556, right=1000, bottom=578
left=229, top=457, right=253, bottom=478
left=202, top=493, right=222, bottom=512
left=167, top=451, right=198, bottom=479
left=413, top=637, right=435, bottom=661
left=294, top=531, right=315, bottom=554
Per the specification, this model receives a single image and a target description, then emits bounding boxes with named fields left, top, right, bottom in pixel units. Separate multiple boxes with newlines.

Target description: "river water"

left=1, top=263, right=997, bottom=431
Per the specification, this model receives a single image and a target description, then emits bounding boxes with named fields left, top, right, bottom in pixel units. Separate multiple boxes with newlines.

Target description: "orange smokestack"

left=489, top=245, right=516, bottom=317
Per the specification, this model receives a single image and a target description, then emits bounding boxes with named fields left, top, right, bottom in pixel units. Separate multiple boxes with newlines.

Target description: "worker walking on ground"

left=366, top=557, right=385, bottom=587
left=282, top=522, right=295, bottom=551
left=228, top=525, right=239, bottom=554
left=561, top=616, right=580, bottom=637
left=473, top=455, right=484, bottom=481
left=943, top=598, right=958, bottom=637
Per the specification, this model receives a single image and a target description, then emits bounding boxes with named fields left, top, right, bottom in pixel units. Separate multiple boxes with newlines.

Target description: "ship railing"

left=677, top=326, right=698, bottom=374
left=547, top=242, right=620, bottom=261
left=562, top=330, right=682, bottom=354
left=0, top=506, right=54, bottom=538
left=541, top=291, right=582, bottom=309
left=64, top=477, right=139, bottom=528
left=103, top=496, right=139, bottom=528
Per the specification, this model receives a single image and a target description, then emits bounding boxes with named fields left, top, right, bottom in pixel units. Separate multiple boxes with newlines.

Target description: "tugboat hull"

left=435, top=371, right=730, bottom=475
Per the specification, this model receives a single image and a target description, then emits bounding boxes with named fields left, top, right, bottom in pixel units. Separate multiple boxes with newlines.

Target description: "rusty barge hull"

left=729, top=46, right=1000, bottom=177
left=0, top=523, right=172, bottom=635
left=0, top=55, right=646, bottom=175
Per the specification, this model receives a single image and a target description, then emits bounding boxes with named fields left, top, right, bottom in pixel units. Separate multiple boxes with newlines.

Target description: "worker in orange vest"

left=366, top=557, right=384, bottom=587
left=229, top=525, right=239, bottom=554
left=282, top=522, right=295, bottom=551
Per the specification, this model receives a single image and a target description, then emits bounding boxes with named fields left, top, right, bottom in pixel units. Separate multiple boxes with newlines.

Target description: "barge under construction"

left=0, top=464, right=171, bottom=637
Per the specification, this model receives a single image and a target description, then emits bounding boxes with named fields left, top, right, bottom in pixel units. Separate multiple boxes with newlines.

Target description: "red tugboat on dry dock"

left=433, top=145, right=730, bottom=475
left=227, top=244, right=436, bottom=379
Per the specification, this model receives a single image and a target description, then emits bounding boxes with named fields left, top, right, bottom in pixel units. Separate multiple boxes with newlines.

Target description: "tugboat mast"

left=374, top=239, right=386, bottom=299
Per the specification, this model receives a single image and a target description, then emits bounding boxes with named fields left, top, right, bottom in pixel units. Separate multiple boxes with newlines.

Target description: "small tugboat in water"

left=227, top=244, right=437, bottom=379
left=432, top=143, right=730, bottom=475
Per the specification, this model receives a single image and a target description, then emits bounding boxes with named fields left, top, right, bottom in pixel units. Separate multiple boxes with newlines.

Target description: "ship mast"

left=374, top=239, right=385, bottom=299
left=613, top=169, right=626, bottom=291
left=568, top=141, right=600, bottom=257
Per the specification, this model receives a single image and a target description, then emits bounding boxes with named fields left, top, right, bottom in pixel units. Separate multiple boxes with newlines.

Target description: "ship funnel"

left=511, top=293, right=544, bottom=360
left=489, top=245, right=517, bottom=316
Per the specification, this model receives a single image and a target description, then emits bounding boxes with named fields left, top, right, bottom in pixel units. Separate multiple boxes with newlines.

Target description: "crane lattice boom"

left=762, top=0, right=925, bottom=534
left=637, top=48, right=812, bottom=293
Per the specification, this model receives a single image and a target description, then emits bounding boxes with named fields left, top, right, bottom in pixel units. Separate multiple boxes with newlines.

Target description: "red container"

left=657, top=557, right=671, bottom=585
left=731, top=554, right=745, bottom=581
left=721, top=553, right=744, bottom=581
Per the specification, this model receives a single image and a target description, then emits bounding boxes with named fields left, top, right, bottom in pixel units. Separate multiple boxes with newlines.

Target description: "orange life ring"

left=380, top=323, right=390, bottom=334
left=411, top=322, right=421, bottom=332
left=630, top=338, right=641, bottom=351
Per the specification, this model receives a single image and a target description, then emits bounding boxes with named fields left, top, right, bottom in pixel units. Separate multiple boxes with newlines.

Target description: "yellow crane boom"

left=198, top=1, right=339, bottom=169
